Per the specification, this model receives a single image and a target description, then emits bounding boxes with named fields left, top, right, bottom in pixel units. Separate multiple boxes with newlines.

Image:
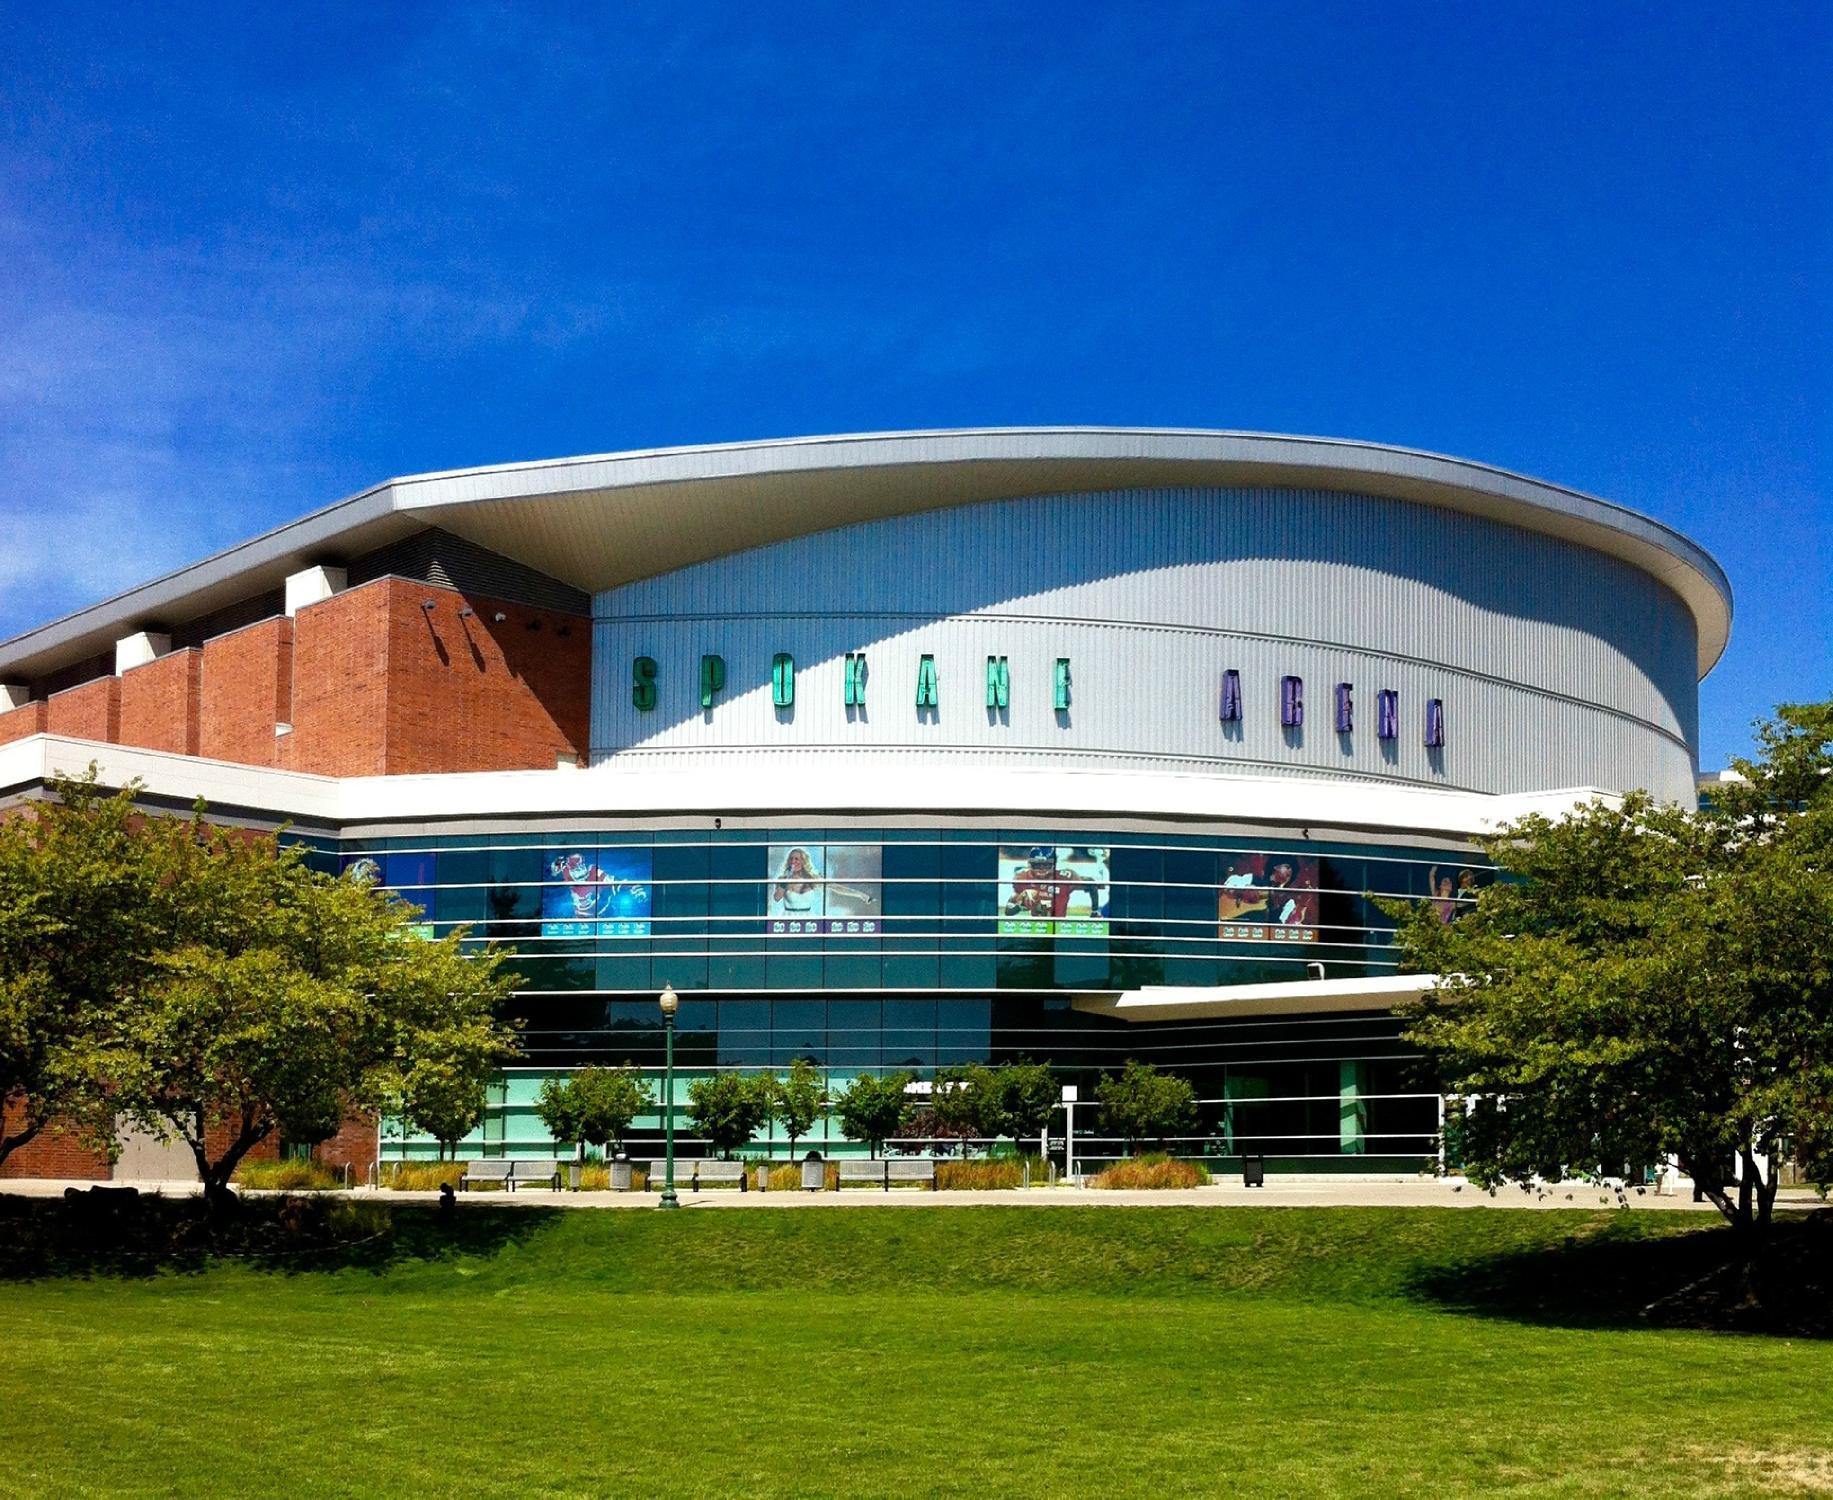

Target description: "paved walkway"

left=11, top=1176, right=1824, bottom=1213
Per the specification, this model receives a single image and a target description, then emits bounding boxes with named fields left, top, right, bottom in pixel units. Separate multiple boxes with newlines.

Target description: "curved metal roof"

left=0, top=428, right=1732, bottom=682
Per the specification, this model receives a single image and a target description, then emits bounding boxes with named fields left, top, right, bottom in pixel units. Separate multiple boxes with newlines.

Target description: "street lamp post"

left=658, top=983, right=681, bottom=1210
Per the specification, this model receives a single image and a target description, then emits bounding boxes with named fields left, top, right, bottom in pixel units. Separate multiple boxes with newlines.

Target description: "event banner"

left=541, top=848, right=653, bottom=938
left=767, top=843, right=883, bottom=934
left=998, top=845, right=1111, bottom=936
left=341, top=852, right=437, bottom=938
left=1217, top=853, right=1319, bottom=942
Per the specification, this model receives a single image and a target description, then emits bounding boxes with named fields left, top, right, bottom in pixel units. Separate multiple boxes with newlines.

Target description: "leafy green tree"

left=0, top=771, right=523, bottom=1199
left=90, top=792, right=521, bottom=1206
left=1391, top=699, right=1833, bottom=1243
left=833, top=1071, right=912, bottom=1157
left=969, top=1061, right=1058, bottom=1148
left=399, top=1047, right=494, bottom=1162
left=534, top=1073, right=585, bottom=1154
left=928, top=1065, right=980, bottom=1151
left=769, top=1057, right=826, bottom=1161
left=1096, top=1060, right=1197, bottom=1153
left=0, top=773, right=156, bottom=1169
left=686, top=1071, right=770, bottom=1159
left=538, top=1066, right=653, bottom=1160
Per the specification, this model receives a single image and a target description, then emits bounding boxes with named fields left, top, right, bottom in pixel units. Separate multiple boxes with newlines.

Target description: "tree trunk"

left=196, top=1111, right=275, bottom=1217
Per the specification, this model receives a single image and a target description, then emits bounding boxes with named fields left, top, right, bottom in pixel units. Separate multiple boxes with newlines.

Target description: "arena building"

left=0, top=429, right=1731, bottom=1178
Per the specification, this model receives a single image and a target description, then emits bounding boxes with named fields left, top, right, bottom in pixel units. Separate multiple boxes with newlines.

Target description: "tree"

left=100, top=798, right=521, bottom=1207
left=769, top=1057, right=826, bottom=1161
left=534, top=1074, right=585, bottom=1156
left=926, top=1065, right=981, bottom=1153
left=1096, top=1060, right=1197, bottom=1153
left=833, top=1071, right=912, bottom=1157
left=399, top=1048, right=493, bottom=1162
left=686, top=1072, right=770, bottom=1159
left=0, top=773, right=158, bottom=1170
left=1391, top=699, right=1833, bottom=1247
left=968, top=1061, right=1057, bottom=1151
left=537, top=1067, right=652, bottom=1160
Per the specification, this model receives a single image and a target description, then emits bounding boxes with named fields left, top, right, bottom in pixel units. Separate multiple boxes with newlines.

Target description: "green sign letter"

left=699, top=653, right=726, bottom=709
left=916, top=654, right=938, bottom=707
left=632, top=655, right=657, bottom=711
left=771, top=652, right=795, bottom=707
left=844, top=652, right=866, bottom=707
left=1054, top=657, right=1071, bottom=710
left=985, top=655, right=1009, bottom=710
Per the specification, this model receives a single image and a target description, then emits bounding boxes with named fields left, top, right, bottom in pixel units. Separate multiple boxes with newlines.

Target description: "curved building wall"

left=589, top=486, right=1700, bottom=800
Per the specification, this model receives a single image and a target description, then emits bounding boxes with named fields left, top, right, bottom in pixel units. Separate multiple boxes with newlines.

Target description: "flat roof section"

left=0, top=429, right=1733, bottom=684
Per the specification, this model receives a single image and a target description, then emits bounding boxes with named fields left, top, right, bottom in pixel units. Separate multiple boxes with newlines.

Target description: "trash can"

left=801, top=1150, right=826, bottom=1192
left=755, top=1162, right=768, bottom=1193
left=1242, top=1154, right=1266, bottom=1188
left=609, top=1156, right=633, bottom=1192
left=568, top=1161, right=582, bottom=1191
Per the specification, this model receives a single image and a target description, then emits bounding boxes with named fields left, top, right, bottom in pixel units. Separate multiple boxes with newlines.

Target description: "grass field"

left=1, top=1201, right=1829, bottom=1497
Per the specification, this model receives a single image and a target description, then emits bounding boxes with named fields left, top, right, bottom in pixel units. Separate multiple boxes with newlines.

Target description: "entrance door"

left=112, top=1117, right=197, bottom=1182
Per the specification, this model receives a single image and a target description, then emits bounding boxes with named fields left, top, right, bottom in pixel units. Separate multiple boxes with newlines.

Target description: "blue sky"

left=1, top=3, right=1826, bottom=768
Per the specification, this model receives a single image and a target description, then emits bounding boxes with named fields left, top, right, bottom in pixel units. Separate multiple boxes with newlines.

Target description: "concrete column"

left=114, top=631, right=171, bottom=674
left=285, top=565, right=347, bottom=616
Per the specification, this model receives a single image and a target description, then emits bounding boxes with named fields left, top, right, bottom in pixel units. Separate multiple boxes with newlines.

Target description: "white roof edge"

left=0, top=734, right=1622, bottom=838
left=1075, top=973, right=1436, bottom=1021
left=0, top=427, right=1731, bottom=682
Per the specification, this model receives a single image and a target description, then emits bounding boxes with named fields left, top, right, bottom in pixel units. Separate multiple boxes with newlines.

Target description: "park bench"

left=644, top=1160, right=748, bottom=1192
left=458, top=1160, right=563, bottom=1192
left=837, top=1158, right=937, bottom=1191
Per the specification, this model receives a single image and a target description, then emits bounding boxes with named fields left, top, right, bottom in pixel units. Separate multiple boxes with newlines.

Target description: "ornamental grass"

left=378, top=1162, right=469, bottom=1192
left=1089, top=1153, right=1212, bottom=1190
left=935, top=1160, right=1024, bottom=1191
left=232, top=1159, right=349, bottom=1192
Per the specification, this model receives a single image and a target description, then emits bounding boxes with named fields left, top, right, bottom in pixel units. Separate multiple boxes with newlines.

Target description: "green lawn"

left=1, top=1202, right=1828, bottom=1497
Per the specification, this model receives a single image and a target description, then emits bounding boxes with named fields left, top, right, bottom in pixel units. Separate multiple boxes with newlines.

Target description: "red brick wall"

left=284, top=582, right=394, bottom=776
left=383, top=582, right=590, bottom=774
left=313, top=1113, right=379, bottom=1181
left=0, top=701, right=47, bottom=745
left=285, top=577, right=588, bottom=777
left=203, top=1116, right=281, bottom=1167
left=200, top=617, right=293, bottom=767
left=12, top=577, right=588, bottom=779
left=118, top=648, right=203, bottom=755
left=45, top=675, right=120, bottom=744
left=0, top=1098, right=111, bottom=1180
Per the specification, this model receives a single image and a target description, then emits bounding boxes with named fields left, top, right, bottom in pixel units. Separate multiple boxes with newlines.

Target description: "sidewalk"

left=12, top=1176, right=1819, bottom=1212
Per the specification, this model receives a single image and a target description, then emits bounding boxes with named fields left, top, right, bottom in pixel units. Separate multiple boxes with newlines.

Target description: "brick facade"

left=200, top=617, right=293, bottom=767
left=0, top=576, right=589, bottom=779
left=0, top=700, right=47, bottom=745
left=118, top=648, right=203, bottom=756
left=45, top=675, right=120, bottom=743
left=0, top=1098, right=111, bottom=1181
left=287, top=576, right=588, bottom=776
left=381, top=579, right=590, bottom=775
left=312, top=1113, right=379, bottom=1182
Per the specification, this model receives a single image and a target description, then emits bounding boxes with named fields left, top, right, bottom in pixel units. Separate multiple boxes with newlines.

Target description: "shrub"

left=232, top=1158, right=348, bottom=1191
left=1089, top=1153, right=1211, bottom=1190
left=936, top=1160, right=1023, bottom=1190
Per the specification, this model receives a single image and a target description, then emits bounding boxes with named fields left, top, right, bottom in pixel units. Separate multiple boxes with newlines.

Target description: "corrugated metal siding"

left=589, top=487, right=1699, bottom=800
